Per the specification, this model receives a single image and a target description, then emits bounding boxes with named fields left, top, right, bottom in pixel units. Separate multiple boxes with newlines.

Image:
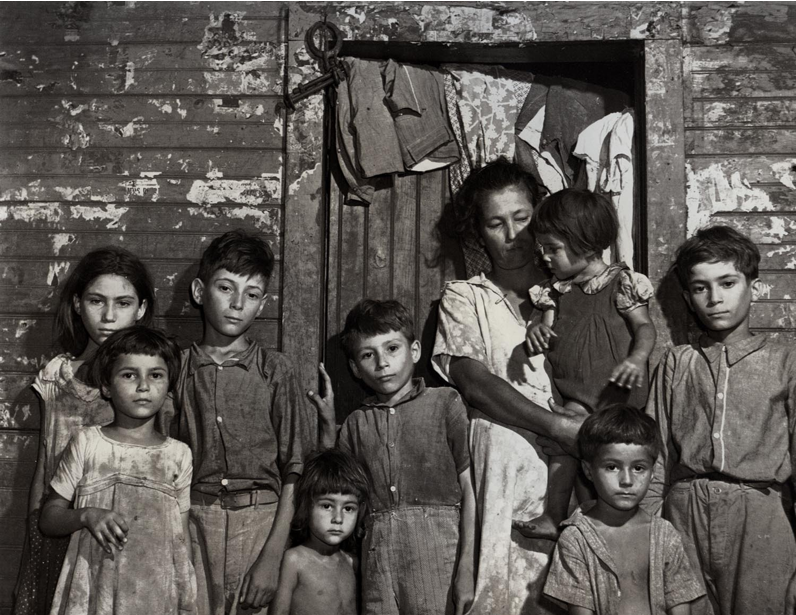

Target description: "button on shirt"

left=173, top=341, right=316, bottom=496
left=338, top=379, right=470, bottom=513
left=644, top=334, right=796, bottom=509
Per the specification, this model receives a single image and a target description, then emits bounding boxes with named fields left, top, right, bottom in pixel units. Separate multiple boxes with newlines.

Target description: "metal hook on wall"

left=284, top=21, right=347, bottom=112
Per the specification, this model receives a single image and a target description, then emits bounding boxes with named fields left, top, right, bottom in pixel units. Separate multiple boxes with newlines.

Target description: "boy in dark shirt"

left=172, top=230, right=317, bottom=614
left=338, top=299, right=475, bottom=615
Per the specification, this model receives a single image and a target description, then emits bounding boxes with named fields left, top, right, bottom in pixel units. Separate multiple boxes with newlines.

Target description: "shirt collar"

left=187, top=339, right=259, bottom=375
left=550, top=262, right=627, bottom=295
left=560, top=502, right=619, bottom=574
left=363, top=377, right=426, bottom=408
left=698, top=333, right=767, bottom=366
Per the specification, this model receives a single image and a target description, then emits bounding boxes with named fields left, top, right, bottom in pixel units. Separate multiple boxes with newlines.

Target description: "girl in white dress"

left=40, top=327, right=195, bottom=615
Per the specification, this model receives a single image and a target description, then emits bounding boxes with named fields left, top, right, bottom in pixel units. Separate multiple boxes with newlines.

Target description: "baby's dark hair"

left=89, top=325, right=182, bottom=393
left=578, top=404, right=660, bottom=463
left=197, top=229, right=274, bottom=285
left=292, top=449, right=370, bottom=549
left=55, top=247, right=155, bottom=355
left=673, top=225, right=760, bottom=289
left=340, top=299, right=415, bottom=360
left=449, top=157, right=541, bottom=245
left=531, top=188, right=618, bottom=258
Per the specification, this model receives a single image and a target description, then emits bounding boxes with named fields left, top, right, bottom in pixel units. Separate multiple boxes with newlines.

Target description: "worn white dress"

left=433, top=275, right=564, bottom=615
left=49, top=426, right=195, bottom=615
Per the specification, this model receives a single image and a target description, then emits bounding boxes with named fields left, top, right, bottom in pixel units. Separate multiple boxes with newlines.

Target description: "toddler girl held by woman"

left=14, top=248, right=155, bottom=615
left=40, top=327, right=195, bottom=615
left=272, top=449, right=369, bottom=615
left=521, top=189, right=656, bottom=539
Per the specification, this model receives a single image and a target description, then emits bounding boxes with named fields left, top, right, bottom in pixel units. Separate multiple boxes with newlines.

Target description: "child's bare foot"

left=512, top=513, right=561, bottom=541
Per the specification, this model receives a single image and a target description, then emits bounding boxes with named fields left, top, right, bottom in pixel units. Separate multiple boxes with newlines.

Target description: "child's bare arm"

left=454, top=467, right=476, bottom=615
left=526, top=309, right=557, bottom=355
left=27, top=399, right=48, bottom=515
left=307, top=362, right=337, bottom=449
left=181, top=511, right=192, bottom=564
left=611, top=305, right=656, bottom=389
left=668, top=603, right=692, bottom=615
left=39, top=492, right=128, bottom=555
left=270, top=549, right=300, bottom=615
left=239, top=474, right=298, bottom=609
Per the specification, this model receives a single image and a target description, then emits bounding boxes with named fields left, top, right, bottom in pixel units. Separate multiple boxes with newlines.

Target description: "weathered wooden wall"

left=683, top=3, right=796, bottom=340
left=0, top=3, right=287, bottom=611
left=1, top=2, right=795, bottom=612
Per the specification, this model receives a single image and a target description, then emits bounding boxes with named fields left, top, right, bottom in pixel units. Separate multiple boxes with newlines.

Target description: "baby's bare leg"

left=513, top=401, right=585, bottom=540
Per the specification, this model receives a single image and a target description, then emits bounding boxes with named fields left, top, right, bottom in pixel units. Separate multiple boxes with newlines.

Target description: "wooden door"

left=323, top=167, right=464, bottom=420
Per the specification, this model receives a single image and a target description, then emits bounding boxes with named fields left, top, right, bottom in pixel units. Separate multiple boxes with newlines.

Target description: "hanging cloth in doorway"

left=335, top=58, right=460, bottom=205
left=573, top=110, right=636, bottom=267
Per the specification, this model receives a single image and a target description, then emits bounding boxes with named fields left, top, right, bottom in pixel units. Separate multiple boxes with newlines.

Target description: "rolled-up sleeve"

left=271, top=357, right=316, bottom=479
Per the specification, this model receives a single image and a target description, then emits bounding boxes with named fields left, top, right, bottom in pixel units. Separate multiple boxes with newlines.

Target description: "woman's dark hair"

left=531, top=188, right=619, bottom=258
left=449, top=157, right=541, bottom=245
left=55, top=247, right=155, bottom=355
left=89, top=325, right=182, bottom=393
left=578, top=404, right=660, bottom=463
left=292, top=449, right=370, bottom=550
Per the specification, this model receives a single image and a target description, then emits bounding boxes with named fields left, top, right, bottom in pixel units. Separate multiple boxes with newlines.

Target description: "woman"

left=432, top=159, right=583, bottom=615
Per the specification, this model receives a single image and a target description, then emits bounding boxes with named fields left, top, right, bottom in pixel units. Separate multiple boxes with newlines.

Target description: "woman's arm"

left=448, top=356, right=585, bottom=453
left=181, top=511, right=192, bottom=564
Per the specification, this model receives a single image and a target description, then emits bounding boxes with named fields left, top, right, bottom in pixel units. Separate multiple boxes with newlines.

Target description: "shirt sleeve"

left=662, top=522, right=707, bottom=609
left=432, top=283, right=488, bottom=383
left=615, top=270, right=654, bottom=313
left=445, top=391, right=471, bottom=474
left=641, top=349, right=677, bottom=515
left=49, top=428, right=88, bottom=502
left=173, top=441, right=193, bottom=514
left=270, top=355, right=316, bottom=480
left=543, top=528, right=596, bottom=610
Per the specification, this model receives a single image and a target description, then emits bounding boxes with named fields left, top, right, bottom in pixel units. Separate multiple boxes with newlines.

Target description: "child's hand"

left=453, top=561, right=475, bottom=615
left=80, top=507, right=128, bottom=556
left=610, top=356, right=646, bottom=389
left=525, top=324, right=557, bottom=355
left=307, top=362, right=335, bottom=427
left=240, top=554, right=279, bottom=609
left=512, top=513, right=561, bottom=541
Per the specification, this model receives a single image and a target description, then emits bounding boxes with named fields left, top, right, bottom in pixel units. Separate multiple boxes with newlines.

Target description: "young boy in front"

left=644, top=225, right=796, bottom=615
left=544, top=405, right=705, bottom=615
left=171, top=230, right=317, bottom=615
left=338, top=299, right=476, bottom=615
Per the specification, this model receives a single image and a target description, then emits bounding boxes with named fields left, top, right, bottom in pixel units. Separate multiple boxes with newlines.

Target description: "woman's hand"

left=610, top=355, right=646, bottom=389
left=80, top=507, right=129, bottom=555
left=545, top=398, right=588, bottom=456
left=525, top=323, right=557, bottom=355
left=308, top=362, right=337, bottom=449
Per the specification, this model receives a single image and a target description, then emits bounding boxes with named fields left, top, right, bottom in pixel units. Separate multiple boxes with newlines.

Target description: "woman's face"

left=477, top=185, right=536, bottom=271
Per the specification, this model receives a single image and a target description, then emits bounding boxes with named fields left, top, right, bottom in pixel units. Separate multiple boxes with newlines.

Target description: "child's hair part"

left=340, top=299, right=415, bottom=359
left=89, top=325, right=182, bottom=392
left=451, top=157, right=541, bottom=245
left=531, top=188, right=618, bottom=258
left=196, top=229, right=274, bottom=285
left=55, top=247, right=155, bottom=355
left=292, top=449, right=370, bottom=546
left=578, top=404, right=660, bottom=463
left=674, top=225, right=760, bottom=289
